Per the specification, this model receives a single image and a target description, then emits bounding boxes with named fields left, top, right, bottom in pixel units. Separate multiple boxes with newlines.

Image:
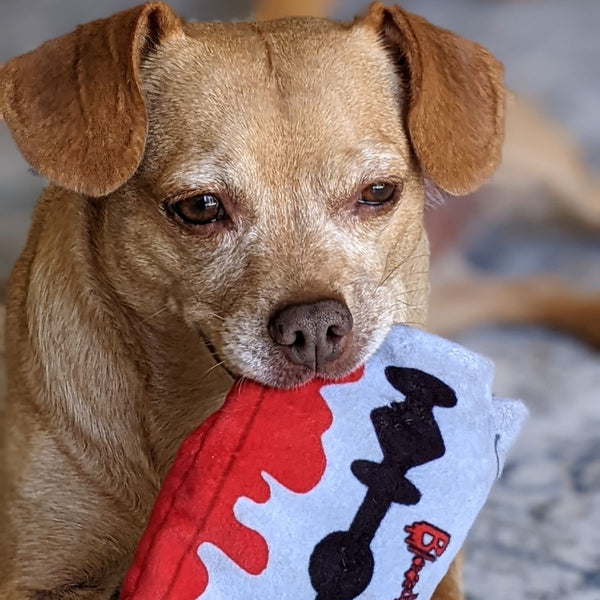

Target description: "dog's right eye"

left=167, top=194, right=227, bottom=226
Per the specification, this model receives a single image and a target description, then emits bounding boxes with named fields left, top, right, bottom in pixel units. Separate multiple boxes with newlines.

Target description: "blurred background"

left=1, top=1, right=599, bottom=598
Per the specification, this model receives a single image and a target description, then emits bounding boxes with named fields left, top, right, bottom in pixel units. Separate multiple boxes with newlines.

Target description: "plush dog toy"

left=120, top=326, right=526, bottom=600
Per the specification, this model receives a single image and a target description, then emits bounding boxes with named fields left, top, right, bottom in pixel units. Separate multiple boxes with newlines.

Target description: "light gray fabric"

left=198, top=325, right=526, bottom=600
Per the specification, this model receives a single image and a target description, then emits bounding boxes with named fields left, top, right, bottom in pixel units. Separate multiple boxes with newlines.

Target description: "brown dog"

left=0, top=2, right=505, bottom=598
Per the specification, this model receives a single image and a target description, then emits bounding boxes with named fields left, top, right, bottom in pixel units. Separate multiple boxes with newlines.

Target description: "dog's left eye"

left=359, top=182, right=398, bottom=206
left=168, top=194, right=227, bottom=225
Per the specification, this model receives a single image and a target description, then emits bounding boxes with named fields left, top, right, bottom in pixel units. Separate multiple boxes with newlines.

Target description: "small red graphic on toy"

left=397, top=521, right=451, bottom=600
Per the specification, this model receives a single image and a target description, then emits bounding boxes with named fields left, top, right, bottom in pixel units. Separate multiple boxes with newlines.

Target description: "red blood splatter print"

left=120, top=369, right=363, bottom=600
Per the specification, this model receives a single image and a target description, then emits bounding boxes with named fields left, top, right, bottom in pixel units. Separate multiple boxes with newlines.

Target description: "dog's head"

left=0, top=2, right=504, bottom=388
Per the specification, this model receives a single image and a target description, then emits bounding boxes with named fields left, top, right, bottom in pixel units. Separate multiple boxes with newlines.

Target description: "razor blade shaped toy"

left=120, top=325, right=527, bottom=600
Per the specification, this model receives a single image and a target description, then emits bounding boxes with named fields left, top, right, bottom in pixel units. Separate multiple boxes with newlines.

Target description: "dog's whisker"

left=201, top=360, right=226, bottom=379
left=203, top=310, right=225, bottom=322
left=397, top=320, right=427, bottom=328
left=393, top=298, right=429, bottom=309
left=389, top=296, right=418, bottom=308
left=234, top=375, right=249, bottom=391
left=403, top=304, right=428, bottom=310
left=141, top=305, right=169, bottom=323
left=201, top=298, right=235, bottom=319
left=378, top=253, right=430, bottom=289
left=395, top=286, right=430, bottom=297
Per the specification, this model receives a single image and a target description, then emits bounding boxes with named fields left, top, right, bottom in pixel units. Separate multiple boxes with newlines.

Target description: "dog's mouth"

left=196, top=305, right=384, bottom=389
left=204, top=335, right=372, bottom=391
left=199, top=327, right=363, bottom=389
left=267, top=340, right=363, bottom=389
left=258, top=362, right=361, bottom=390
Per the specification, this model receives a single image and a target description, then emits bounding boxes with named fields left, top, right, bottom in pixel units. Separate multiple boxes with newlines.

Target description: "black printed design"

left=309, top=367, right=457, bottom=600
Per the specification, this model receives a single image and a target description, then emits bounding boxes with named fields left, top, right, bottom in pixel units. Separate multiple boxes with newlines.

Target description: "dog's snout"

left=268, top=299, right=353, bottom=370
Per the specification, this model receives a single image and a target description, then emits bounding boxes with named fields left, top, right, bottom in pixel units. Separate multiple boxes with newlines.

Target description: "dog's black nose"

left=268, top=299, right=353, bottom=369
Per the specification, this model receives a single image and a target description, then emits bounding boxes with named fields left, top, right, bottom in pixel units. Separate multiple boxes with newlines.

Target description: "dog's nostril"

left=293, top=331, right=306, bottom=348
left=268, top=299, right=353, bottom=369
left=327, top=325, right=344, bottom=339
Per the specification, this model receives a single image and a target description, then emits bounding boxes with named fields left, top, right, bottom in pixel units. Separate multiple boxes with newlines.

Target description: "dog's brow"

left=351, top=140, right=404, bottom=157
left=161, top=155, right=233, bottom=189
left=334, top=144, right=409, bottom=177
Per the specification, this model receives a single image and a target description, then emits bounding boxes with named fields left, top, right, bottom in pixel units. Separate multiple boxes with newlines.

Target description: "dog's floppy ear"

left=363, top=3, right=505, bottom=196
left=0, top=3, right=182, bottom=196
